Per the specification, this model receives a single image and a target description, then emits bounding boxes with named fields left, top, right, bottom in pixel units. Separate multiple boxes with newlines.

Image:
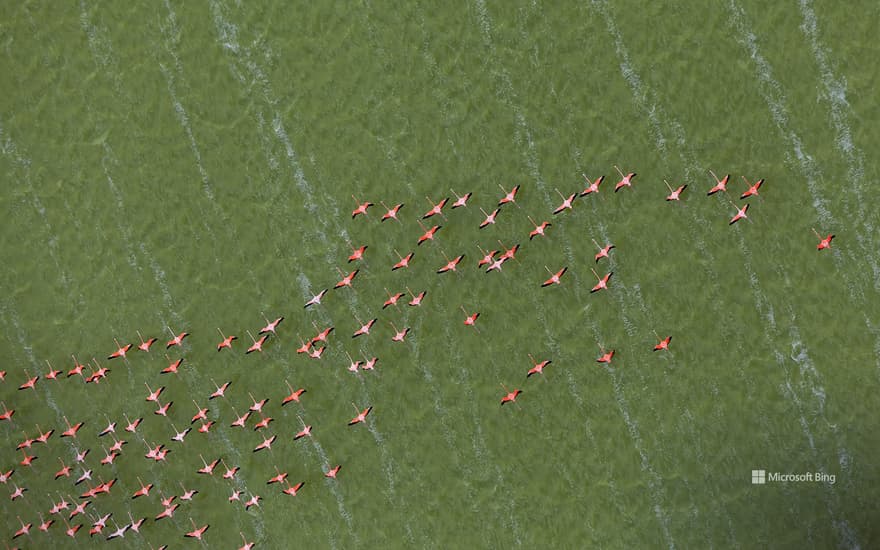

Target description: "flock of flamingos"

left=2, top=167, right=834, bottom=546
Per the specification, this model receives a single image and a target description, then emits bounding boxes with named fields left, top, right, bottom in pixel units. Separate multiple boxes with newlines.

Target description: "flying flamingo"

left=222, top=461, right=239, bottom=480
left=99, top=417, right=116, bottom=437
left=707, top=170, right=729, bottom=195
left=230, top=407, right=250, bottom=428
left=248, top=393, right=269, bottom=412
left=132, top=478, right=152, bottom=499
left=345, top=351, right=363, bottom=372
left=498, top=240, right=520, bottom=262
left=209, top=380, right=230, bottom=400
left=0, top=402, right=14, bottom=422
left=477, top=245, right=497, bottom=267
left=217, top=328, right=237, bottom=352
left=245, top=330, right=269, bottom=354
left=154, top=401, right=173, bottom=417
left=0, top=468, right=13, bottom=483
left=61, top=417, right=84, bottom=439
left=240, top=532, right=256, bottom=550
left=145, top=383, right=164, bottom=402
left=552, top=189, right=577, bottom=214
left=244, top=494, right=261, bottom=510
left=500, top=385, right=522, bottom=406
left=383, top=289, right=406, bottom=309
left=260, top=314, right=284, bottom=334
left=267, top=467, right=288, bottom=485
left=165, top=327, right=189, bottom=349
left=653, top=332, right=672, bottom=352
left=590, top=269, right=613, bottom=293
left=461, top=306, right=480, bottom=328
left=197, top=455, right=220, bottom=475
left=613, top=165, right=636, bottom=192
left=596, top=345, right=615, bottom=364
left=123, top=415, right=142, bottom=433
left=308, top=345, right=325, bottom=359
left=10, top=483, right=26, bottom=500
left=497, top=184, right=520, bottom=207
left=353, top=317, right=377, bottom=338
left=325, top=465, right=342, bottom=479
left=362, top=356, right=379, bottom=371
left=581, top=174, right=604, bottom=196
left=154, top=503, right=178, bottom=521
left=282, top=381, right=306, bottom=405
left=12, top=517, right=31, bottom=540
left=128, top=513, right=146, bottom=533
left=813, top=229, right=834, bottom=250
left=161, top=355, right=183, bottom=375
left=191, top=401, right=208, bottom=424
left=107, top=338, right=131, bottom=360
left=380, top=201, right=403, bottom=222
left=351, top=196, right=373, bottom=219
left=729, top=202, right=750, bottom=225
left=180, top=482, right=199, bottom=500
left=390, top=322, right=410, bottom=342
left=423, top=196, right=449, bottom=219
left=105, top=520, right=129, bottom=540
left=44, top=360, right=61, bottom=380
left=55, top=458, right=72, bottom=479
left=740, top=176, right=764, bottom=199
left=253, top=434, right=276, bottom=453
left=451, top=189, right=472, bottom=208
left=348, top=244, right=368, bottom=263
left=37, top=514, right=54, bottom=533
left=254, top=415, right=273, bottom=431
left=528, top=216, right=551, bottom=240
left=18, top=370, right=38, bottom=391
left=407, top=287, right=426, bottom=306
left=282, top=481, right=305, bottom=496
left=348, top=404, right=372, bottom=426
left=184, top=519, right=209, bottom=540
left=542, top=266, right=567, bottom=287
left=304, top=288, right=328, bottom=308
left=437, top=252, right=464, bottom=274
left=334, top=268, right=359, bottom=289
left=664, top=180, right=687, bottom=201
left=391, top=249, right=414, bottom=271
left=311, top=324, right=334, bottom=344
left=593, top=239, right=615, bottom=263
left=417, top=222, right=442, bottom=245
left=68, top=355, right=85, bottom=378
left=294, top=417, right=312, bottom=440
left=479, top=206, right=501, bottom=229
left=526, top=354, right=551, bottom=377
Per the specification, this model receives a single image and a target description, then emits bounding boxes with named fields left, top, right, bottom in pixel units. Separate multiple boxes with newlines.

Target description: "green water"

left=1, top=1, right=878, bottom=548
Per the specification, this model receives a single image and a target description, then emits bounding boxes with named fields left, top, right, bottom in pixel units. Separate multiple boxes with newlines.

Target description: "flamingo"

left=362, top=356, right=379, bottom=371
left=417, top=222, right=442, bottom=245
left=593, top=239, right=615, bottom=263
left=348, top=404, right=372, bottom=426
left=254, top=416, right=273, bottom=431
left=217, top=328, right=237, bottom=352
left=308, top=345, right=325, bottom=359
left=65, top=520, right=82, bottom=538
left=180, top=483, right=199, bottom=500
left=653, top=333, right=672, bottom=352
left=253, top=434, right=276, bottom=453
left=191, top=401, right=208, bottom=424
left=230, top=407, right=250, bottom=428
left=498, top=184, right=520, bottom=206
left=461, top=306, right=480, bottom=328
left=553, top=189, right=577, bottom=214
left=68, top=355, right=85, bottom=378
left=197, top=455, right=219, bottom=476
left=451, top=189, right=472, bottom=208
left=740, top=176, right=764, bottom=199
left=18, top=370, right=38, bottom=391
left=105, top=521, right=128, bottom=540
left=407, top=287, right=427, bottom=306
left=380, top=201, right=404, bottom=222
left=229, top=489, right=243, bottom=502
left=293, top=418, right=312, bottom=440
left=527, top=354, right=551, bottom=377
left=383, top=289, right=405, bottom=309
left=128, top=513, right=146, bottom=533
left=346, top=351, right=363, bottom=372
left=154, top=401, right=173, bottom=417
left=707, top=170, right=729, bottom=195
left=267, top=467, right=288, bottom=485
left=613, top=165, right=636, bottom=192
left=0, top=468, right=13, bottom=483
left=528, top=216, right=551, bottom=240
left=282, top=481, right=305, bottom=496
left=12, top=517, right=31, bottom=539
left=334, top=268, right=359, bottom=289
left=353, top=317, right=377, bottom=338
left=222, top=461, right=239, bottom=480
left=136, top=331, right=157, bottom=352
left=324, top=465, right=342, bottom=479
left=392, top=250, right=414, bottom=271
left=390, top=322, right=410, bottom=342
left=210, top=380, right=230, bottom=400
left=590, top=269, right=613, bottom=293
left=351, top=196, right=373, bottom=219
left=348, top=244, right=368, bottom=263
left=123, top=415, right=141, bottom=433
left=246, top=331, right=269, bottom=354
left=38, top=514, right=54, bottom=533
left=61, top=417, right=84, bottom=438
left=304, top=288, right=328, bottom=308
left=69, top=500, right=90, bottom=519
left=240, top=532, right=256, bottom=550
left=244, top=494, right=261, bottom=510
left=423, top=196, right=449, bottom=219
left=10, top=483, right=26, bottom=500
left=477, top=245, right=498, bottom=267
left=161, top=355, right=183, bottom=375
left=813, top=229, right=834, bottom=250
left=437, top=253, right=464, bottom=274
left=0, top=403, right=14, bottom=422
left=55, top=459, right=72, bottom=479
left=282, top=381, right=306, bottom=406
left=479, top=207, right=501, bottom=229
left=107, top=339, right=131, bottom=360
left=542, top=266, right=567, bottom=287
left=581, top=174, right=604, bottom=196
left=729, top=202, right=749, bottom=225
left=132, top=478, right=152, bottom=499
left=154, top=503, right=178, bottom=521
left=500, top=386, right=522, bottom=406
left=44, top=360, right=61, bottom=380
left=260, top=314, right=284, bottom=334
left=165, top=327, right=189, bottom=349
left=311, top=324, right=334, bottom=344
left=596, top=345, right=615, bottom=364
left=664, top=180, right=687, bottom=201
left=145, top=383, right=164, bottom=402
left=184, top=519, right=209, bottom=540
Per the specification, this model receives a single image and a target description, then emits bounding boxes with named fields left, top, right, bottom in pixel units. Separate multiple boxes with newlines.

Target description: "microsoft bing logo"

left=752, top=470, right=766, bottom=484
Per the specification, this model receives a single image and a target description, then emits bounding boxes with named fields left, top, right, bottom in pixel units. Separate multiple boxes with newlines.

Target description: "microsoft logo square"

left=752, top=470, right=766, bottom=484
